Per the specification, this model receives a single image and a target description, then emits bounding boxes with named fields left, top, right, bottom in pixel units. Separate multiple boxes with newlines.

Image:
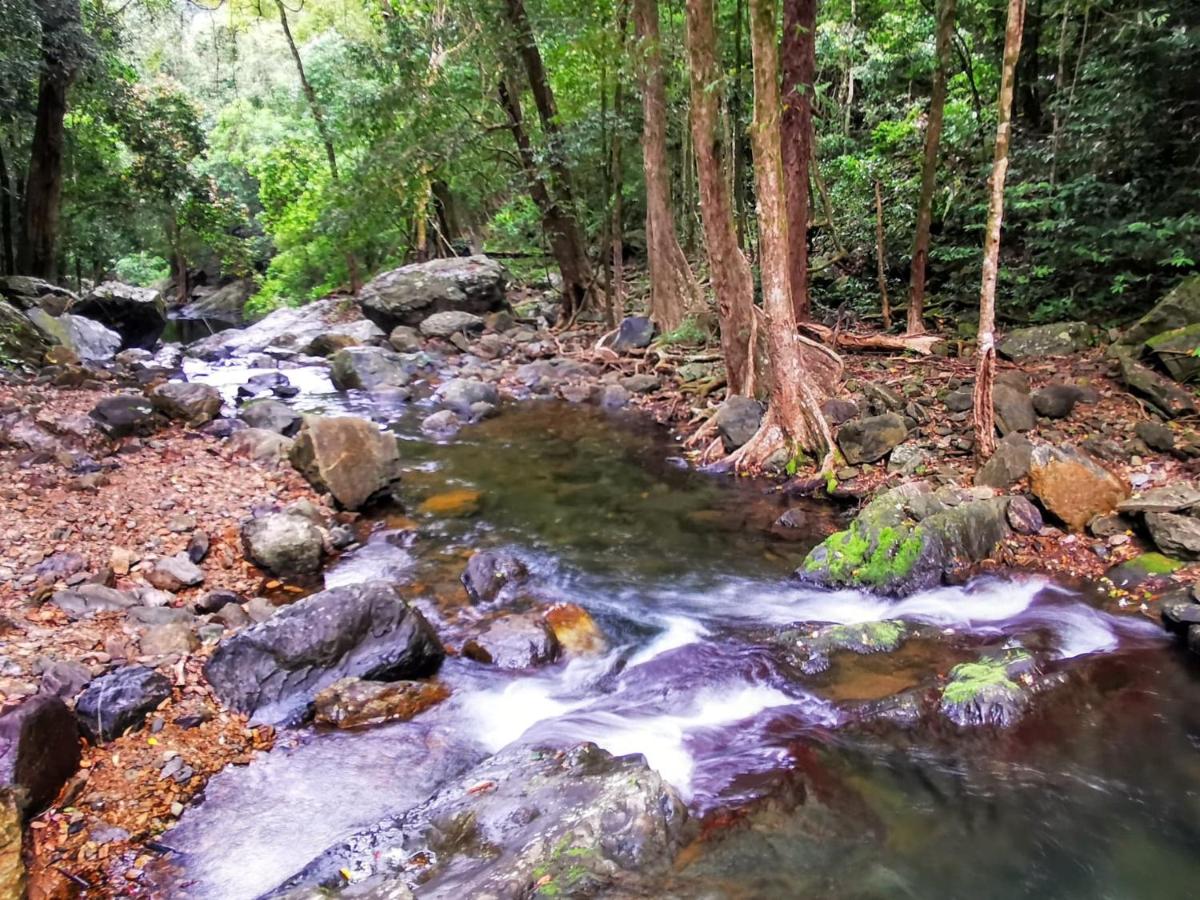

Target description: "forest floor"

left=2, top=330, right=1196, bottom=896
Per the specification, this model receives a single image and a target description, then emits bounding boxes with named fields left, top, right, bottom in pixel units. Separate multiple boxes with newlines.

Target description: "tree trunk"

left=907, top=0, right=956, bottom=336
left=610, top=78, right=626, bottom=326
left=873, top=180, right=891, bottom=329
left=1048, top=0, right=1071, bottom=185
left=501, top=0, right=594, bottom=321
left=634, top=0, right=703, bottom=333
left=780, top=0, right=816, bottom=322
left=972, top=0, right=1026, bottom=461
left=1017, top=0, right=1042, bottom=128
left=732, top=0, right=749, bottom=248
left=734, top=0, right=839, bottom=473
left=0, top=141, right=14, bottom=276
left=684, top=0, right=756, bottom=396
left=19, top=0, right=81, bottom=281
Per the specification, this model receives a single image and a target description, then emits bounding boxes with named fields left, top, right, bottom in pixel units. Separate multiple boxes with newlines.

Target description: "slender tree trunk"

left=502, top=0, right=594, bottom=320
left=20, top=0, right=80, bottom=281
left=1049, top=0, right=1070, bottom=185
left=732, top=0, right=749, bottom=248
left=780, top=0, right=816, bottom=321
left=735, top=0, right=839, bottom=472
left=907, top=0, right=956, bottom=336
left=610, top=79, right=626, bottom=325
left=874, top=180, right=891, bottom=329
left=634, top=0, right=703, bottom=333
left=973, top=0, right=1026, bottom=461
left=685, top=0, right=756, bottom=396
left=0, top=141, right=14, bottom=276
left=1017, top=0, right=1042, bottom=128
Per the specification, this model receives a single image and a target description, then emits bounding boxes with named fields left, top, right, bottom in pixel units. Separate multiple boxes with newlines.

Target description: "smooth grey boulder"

left=203, top=582, right=444, bottom=723
left=462, top=612, right=560, bottom=669
left=418, top=310, right=484, bottom=338
left=330, top=347, right=413, bottom=392
left=358, top=256, right=508, bottom=332
left=715, top=396, right=764, bottom=452
left=239, top=399, right=302, bottom=436
left=997, top=321, right=1091, bottom=359
left=72, top=281, right=167, bottom=349
left=75, top=666, right=172, bottom=743
left=25, top=308, right=122, bottom=361
left=242, top=511, right=325, bottom=576
left=0, top=695, right=81, bottom=815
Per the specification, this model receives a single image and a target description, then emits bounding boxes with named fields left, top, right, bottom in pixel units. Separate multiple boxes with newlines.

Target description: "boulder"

left=387, top=325, right=421, bottom=352
left=974, top=433, right=1034, bottom=489
left=418, top=310, right=485, bottom=338
left=313, top=678, right=449, bottom=729
left=89, top=394, right=161, bottom=438
left=420, top=409, right=461, bottom=435
left=774, top=620, right=908, bottom=676
left=544, top=603, right=606, bottom=655
left=1106, top=552, right=1182, bottom=589
left=72, top=282, right=167, bottom=349
left=145, top=554, right=205, bottom=592
left=997, top=321, right=1091, bottom=359
left=239, top=399, right=302, bottom=436
left=715, top=396, right=764, bottom=452
left=0, top=695, right=81, bottom=815
left=0, top=275, right=76, bottom=314
left=1032, top=384, right=1088, bottom=419
left=149, top=381, right=223, bottom=425
left=38, top=660, right=93, bottom=701
left=837, top=412, right=907, bottom=465
left=607, top=315, right=656, bottom=352
left=821, top=398, right=860, bottom=425
left=944, top=389, right=973, bottom=412
left=203, top=582, right=444, bottom=723
left=187, top=298, right=385, bottom=361
left=1117, top=485, right=1200, bottom=515
left=0, top=300, right=50, bottom=367
left=330, top=347, right=413, bottom=392
left=992, top=383, right=1036, bottom=434
left=1006, top=495, right=1044, bottom=534
left=461, top=549, right=528, bottom=603
left=1028, top=444, right=1129, bottom=532
left=463, top=612, right=561, bottom=669
left=1135, top=420, right=1176, bottom=453
left=242, top=511, right=325, bottom=576
left=51, top=585, right=137, bottom=620
left=274, top=742, right=687, bottom=898
left=25, top=308, right=122, bottom=361
left=1146, top=323, right=1200, bottom=382
left=289, top=416, right=402, bottom=510
left=227, top=427, right=294, bottom=466
left=1118, top=275, right=1200, bottom=350
left=621, top=373, right=660, bottom=393
left=303, top=333, right=360, bottom=357
left=434, top=378, right=499, bottom=416
left=358, top=256, right=508, bottom=332
left=1117, top=352, right=1197, bottom=418
left=1145, top=513, right=1200, bottom=560
left=139, top=622, right=199, bottom=657
left=75, top=666, right=172, bottom=743
left=179, top=278, right=255, bottom=325
left=939, top=648, right=1037, bottom=727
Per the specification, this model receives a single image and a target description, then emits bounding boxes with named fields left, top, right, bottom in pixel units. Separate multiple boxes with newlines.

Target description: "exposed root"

left=722, top=411, right=788, bottom=474
left=683, top=414, right=720, bottom=450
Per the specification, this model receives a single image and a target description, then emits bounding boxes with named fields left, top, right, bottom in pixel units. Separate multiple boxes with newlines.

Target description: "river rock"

left=544, top=603, right=606, bottom=655
left=289, top=416, right=402, bottom=510
left=887, top=442, right=930, bottom=476
left=189, top=298, right=385, bottom=361
left=139, top=622, right=199, bottom=656
left=149, top=381, right=223, bottom=425
left=330, top=347, right=413, bottom=392
left=1117, top=352, right=1197, bottom=418
left=461, top=549, right=528, bottom=603
left=1032, top=384, right=1087, bottom=419
left=463, top=612, right=561, bottom=669
left=1118, top=485, right=1200, bottom=515
left=998, top=322, right=1091, bottom=359
left=203, top=582, right=444, bottom=723
left=38, top=660, right=93, bottom=701
left=227, top=427, right=294, bottom=466
left=939, top=647, right=1037, bottom=727
left=0, top=275, right=76, bottom=314
left=1118, top=275, right=1200, bottom=350
left=974, top=433, right=1034, bottom=489
left=312, top=678, right=449, bottom=729
left=51, top=584, right=137, bottom=620
left=1006, top=495, right=1043, bottom=534
left=242, top=511, right=325, bottom=576
left=0, top=695, right=81, bottom=815
left=606, top=315, right=655, bottom=352
left=145, top=554, right=205, bottom=592
left=420, top=409, right=461, bottom=435
left=944, top=389, right=973, bottom=412
left=992, top=383, right=1036, bottom=435
left=1145, top=512, right=1200, bottom=560
left=775, top=620, right=908, bottom=675
left=239, top=399, right=302, bottom=436
left=72, top=281, right=167, bottom=349
left=275, top=741, right=687, bottom=897
left=434, top=378, right=499, bottom=415
left=1145, top=323, right=1200, bottom=382
left=1028, top=444, right=1128, bottom=532
left=1106, top=552, right=1182, bottom=589
left=387, top=325, right=421, bottom=352
left=358, top=256, right=508, bottom=331
left=715, top=396, right=764, bottom=451
left=180, top=278, right=254, bottom=324
left=25, top=308, right=122, bottom=361
left=821, top=398, right=859, bottom=425
left=0, top=300, right=51, bottom=368
left=837, top=412, right=907, bottom=465
left=418, top=310, right=484, bottom=338
left=75, top=666, right=172, bottom=743
left=88, top=394, right=161, bottom=438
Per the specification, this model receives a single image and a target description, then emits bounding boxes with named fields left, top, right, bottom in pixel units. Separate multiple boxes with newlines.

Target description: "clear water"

left=160, top=360, right=1200, bottom=900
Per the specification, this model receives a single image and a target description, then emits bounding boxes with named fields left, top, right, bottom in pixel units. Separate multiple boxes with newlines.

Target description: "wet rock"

left=1006, top=495, right=1043, bottom=535
left=139, top=623, right=199, bottom=657
left=38, top=661, right=92, bottom=702
left=304, top=333, right=361, bottom=357
left=939, top=647, right=1036, bottom=727
left=330, top=347, right=413, bottom=392
left=607, top=315, right=655, bottom=352
left=0, top=300, right=49, bottom=367
left=75, top=666, right=172, bottom=743
left=145, top=554, right=205, bottom=592
left=420, top=409, right=461, bottom=435
left=775, top=620, right=907, bottom=675
left=434, top=378, right=499, bottom=415
left=821, top=398, right=859, bottom=425
left=997, top=322, right=1091, bottom=359
left=289, top=416, right=402, bottom=510
left=149, top=381, right=223, bottom=425
left=837, top=412, right=907, bottom=465
left=26, top=309, right=122, bottom=361
left=1032, top=384, right=1087, bottom=419
left=417, top=489, right=481, bottom=517
left=1117, top=352, right=1197, bottom=418
left=992, top=383, right=1036, bottom=435
left=544, top=603, right=607, bottom=655
left=387, top=326, right=421, bottom=352
left=974, top=433, right=1033, bottom=489
left=1117, top=484, right=1200, bottom=515
left=1106, top=552, right=1182, bottom=589
left=277, top=742, right=687, bottom=897
left=51, top=585, right=137, bottom=620
left=1134, top=420, right=1176, bottom=453
left=0, top=695, right=81, bottom=815
left=89, top=394, right=161, bottom=439
left=203, top=581, right=443, bottom=723
left=190, top=298, right=384, bottom=361
left=237, top=372, right=295, bottom=400
left=1028, top=444, right=1129, bottom=532
left=72, top=281, right=167, bottom=349
left=358, top=256, right=508, bottom=331
left=227, top=427, right=295, bottom=466
left=418, top=310, right=485, bottom=339
left=463, top=612, right=561, bottom=669
left=461, top=549, right=528, bottom=603
left=715, top=396, right=764, bottom=452
left=1145, top=512, right=1200, bottom=560
left=313, top=678, right=449, bottom=729
left=242, top=512, right=325, bottom=577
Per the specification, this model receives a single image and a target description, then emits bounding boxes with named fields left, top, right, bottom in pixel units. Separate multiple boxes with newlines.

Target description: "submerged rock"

left=461, top=549, right=529, bottom=603
left=274, top=742, right=688, bottom=897
left=204, top=582, right=443, bottom=723
left=0, top=695, right=81, bottom=815
left=775, top=620, right=908, bottom=675
left=75, top=666, right=172, bottom=743
left=359, top=256, right=508, bottom=332
left=313, top=678, right=450, bottom=729
left=462, top=612, right=561, bottom=669
left=289, top=416, right=402, bottom=510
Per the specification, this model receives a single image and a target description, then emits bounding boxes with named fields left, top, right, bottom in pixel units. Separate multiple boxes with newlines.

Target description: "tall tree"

left=780, top=0, right=816, bottom=321
left=684, top=0, right=755, bottom=396
left=972, top=0, right=1026, bottom=460
left=906, top=0, right=956, bottom=336
left=19, top=0, right=84, bottom=280
left=634, top=0, right=703, bottom=333
left=501, top=0, right=594, bottom=322
left=732, top=0, right=840, bottom=473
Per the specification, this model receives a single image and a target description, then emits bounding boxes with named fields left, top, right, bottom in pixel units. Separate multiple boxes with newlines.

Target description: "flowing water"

left=161, top=358, right=1200, bottom=899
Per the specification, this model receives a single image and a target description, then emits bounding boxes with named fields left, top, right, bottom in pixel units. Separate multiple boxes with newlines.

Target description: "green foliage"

left=658, top=316, right=710, bottom=346
left=113, top=252, right=169, bottom=286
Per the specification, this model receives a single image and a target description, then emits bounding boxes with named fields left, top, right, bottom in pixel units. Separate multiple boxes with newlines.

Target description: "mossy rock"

left=939, top=648, right=1034, bottom=727
left=1119, top=275, right=1200, bottom=349
left=777, top=620, right=909, bottom=674
left=1105, top=552, right=1183, bottom=590
left=1146, top=322, right=1200, bottom=382
left=0, top=300, right=49, bottom=369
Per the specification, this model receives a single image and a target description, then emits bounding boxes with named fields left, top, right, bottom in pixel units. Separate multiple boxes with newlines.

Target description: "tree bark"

left=780, top=0, right=816, bottom=322
left=907, top=0, right=956, bottom=336
left=732, top=0, right=749, bottom=248
left=973, top=0, right=1026, bottom=461
left=19, top=0, right=81, bottom=281
left=0, top=141, right=14, bottom=276
left=873, top=180, right=891, bottom=329
left=684, top=0, right=756, bottom=396
left=734, top=0, right=839, bottom=472
left=634, top=0, right=703, bottom=333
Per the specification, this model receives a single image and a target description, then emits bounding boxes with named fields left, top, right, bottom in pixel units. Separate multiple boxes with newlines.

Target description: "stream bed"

left=154, top=358, right=1200, bottom=899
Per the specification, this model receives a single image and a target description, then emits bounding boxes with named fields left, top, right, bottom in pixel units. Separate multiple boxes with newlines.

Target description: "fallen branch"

left=799, top=322, right=941, bottom=356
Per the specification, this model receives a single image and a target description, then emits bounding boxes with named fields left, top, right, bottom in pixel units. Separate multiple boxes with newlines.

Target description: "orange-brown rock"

left=1028, top=444, right=1129, bottom=532
left=313, top=678, right=450, bottom=730
left=544, top=603, right=607, bottom=656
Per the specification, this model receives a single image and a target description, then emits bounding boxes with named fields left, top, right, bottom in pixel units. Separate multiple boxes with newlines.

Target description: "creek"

left=153, top=357, right=1200, bottom=899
